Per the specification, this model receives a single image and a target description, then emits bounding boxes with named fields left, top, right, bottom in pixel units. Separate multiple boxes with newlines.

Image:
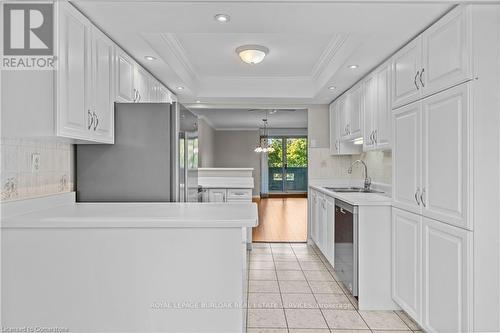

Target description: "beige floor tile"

left=249, top=269, right=277, bottom=281
left=300, top=261, right=327, bottom=270
left=252, top=243, right=271, bottom=249
left=281, top=293, right=318, bottom=309
left=276, top=270, right=306, bottom=281
left=285, top=309, right=328, bottom=329
left=248, top=293, right=283, bottom=309
left=330, top=330, right=371, bottom=333
left=296, top=254, right=321, bottom=261
left=271, top=243, right=292, bottom=248
left=322, top=310, right=369, bottom=330
left=247, top=329, right=288, bottom=333
left=309, top=280, right=343, bottom=294
left=273, top=254, right=299, bottom=262
left=252, top=248, right=273, bottom=255
left=304, top=269, right=335, bottom=281
left=250, top=261, right=276, bottom=270
left=289, top=329, right=330, bottom=333
left=371, top=331, right=412, bottom=333
left=314, top=293, right=354, bottom=310
left=359, top=311, right=409, bottom=331
left=249, top=280, right=280, bottom=293
left=251, top=254, right=275, bottom=262
left=279, top=280, right=312, bottom=293
left=395, top=310, right=421, bottom=330
left=247, top=309, right=287, bottom=328
left=272, top=248, right=295, bottom=255
left=275, top=260, right=302, bottom=270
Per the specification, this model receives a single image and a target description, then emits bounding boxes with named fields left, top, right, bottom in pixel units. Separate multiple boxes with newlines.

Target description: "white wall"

left=307, top=105, right=392, bottom=185
left=197, top=117, right=216, bottom=168
left=213, top=130, right=261, bottom=195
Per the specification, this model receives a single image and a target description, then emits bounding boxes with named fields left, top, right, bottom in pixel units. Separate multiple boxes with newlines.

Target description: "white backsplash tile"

left=0, top=138, right=74, bottom=201
left=308, top=148, right=392, bottom=186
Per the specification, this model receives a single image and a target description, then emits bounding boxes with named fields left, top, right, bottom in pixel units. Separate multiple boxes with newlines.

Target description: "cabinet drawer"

left=227, top=189, right=252, bottom=201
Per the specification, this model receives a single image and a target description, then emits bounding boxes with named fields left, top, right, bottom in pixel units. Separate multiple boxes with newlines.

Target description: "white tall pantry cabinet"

left=391, top=5, right=500, bottom=333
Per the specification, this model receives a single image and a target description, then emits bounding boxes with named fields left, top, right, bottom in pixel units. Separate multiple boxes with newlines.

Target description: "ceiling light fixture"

left=214, top=14, right=230, bottom=23
left=144, top=56, right=157, bottom=61
left=348, top=64, right=359, bottom=69
left=328, top=86, right=336, bottom=90
left=236, top=45, right=269, bottom=65
left=196, top=100, right=201, bottom=103
left=176, top=86, right=185, bottom=90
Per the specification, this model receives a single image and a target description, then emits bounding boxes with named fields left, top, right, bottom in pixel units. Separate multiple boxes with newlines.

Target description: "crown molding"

left=311, top=33, right=349, bottom=82
left=159, top=33, right=200, bottom=82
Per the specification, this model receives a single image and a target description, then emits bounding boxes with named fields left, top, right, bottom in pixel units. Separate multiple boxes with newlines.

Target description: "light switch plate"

left=31, top=153, right=41, bottom=172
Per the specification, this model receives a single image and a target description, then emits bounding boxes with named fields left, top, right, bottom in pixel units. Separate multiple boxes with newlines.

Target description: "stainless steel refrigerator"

left=76, top=102, right=199, bottom=202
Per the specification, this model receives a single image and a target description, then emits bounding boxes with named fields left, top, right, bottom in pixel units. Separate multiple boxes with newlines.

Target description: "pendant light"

left=254, top=116, right=275, bottom=153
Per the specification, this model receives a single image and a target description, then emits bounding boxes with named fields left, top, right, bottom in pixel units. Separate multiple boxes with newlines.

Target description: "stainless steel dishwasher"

left=334, top=199, right=359, bottom=297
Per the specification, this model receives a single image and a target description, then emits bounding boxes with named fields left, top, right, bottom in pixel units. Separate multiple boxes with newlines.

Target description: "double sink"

left=323, top=187, right=383, bottom=194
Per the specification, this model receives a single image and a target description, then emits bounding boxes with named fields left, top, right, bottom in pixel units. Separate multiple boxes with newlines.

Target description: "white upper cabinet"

left=363, top=73, right=377, bottom=151
left=344, top=83, right=363, bottom=140
left=421, top=6, right=471, bottom=96
left=374, top=62, right=392, bottom=149
left=133, top=66, right=151, bottom=103
left=393, top=6, right=472, bottom=109
left=89, top=27, right=114, bottom=143
left=421, top=217, right=472, bottom=333
left=392, top=208, right=422, bottom=322
left=393, top=102, right=421, bottom=215
left=329, top=98, right=362, bottom=156
left=329, top=102, right=340, bottom=155
left=56, top=2, right=91, bottom=140
left=116, top=48, right=135, bottom=103
left=392, top=38, right=423, bottom=109
left=421, top=84, right=469, bottom=229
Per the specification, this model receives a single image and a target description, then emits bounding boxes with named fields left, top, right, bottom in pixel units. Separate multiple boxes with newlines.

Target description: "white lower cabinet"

left=392, top=208, right=422, bottom=321
left=310, top=189, right=319, bottom=244
left=392, top=207, right=472, bottom=333
left=422, top=217, right=472, bottom=333
left=208, top=189, right=226, bottom=202
left=309, top=188, right=334, bottom=264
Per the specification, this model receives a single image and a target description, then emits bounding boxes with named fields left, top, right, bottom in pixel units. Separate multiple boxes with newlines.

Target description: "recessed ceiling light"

left=144, top=56, right=156, bottom=61
left=328, top=86, right=336, bottom=90
left=236, top=45, right=269, bottom=65
left=196, top=100, right=201, bottom=103
left=177, top=86, right=184, bottom=90
left=214, top=14, right=230, bottom=23
left=348, top=64, right=359, bottom=69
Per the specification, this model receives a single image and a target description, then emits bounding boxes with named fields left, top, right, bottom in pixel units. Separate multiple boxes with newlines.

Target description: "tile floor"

left=246, top=242, right=423, bottom=333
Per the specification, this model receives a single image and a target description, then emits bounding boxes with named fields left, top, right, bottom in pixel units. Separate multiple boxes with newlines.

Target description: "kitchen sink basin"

left=323, top=187, right=383, bottom=193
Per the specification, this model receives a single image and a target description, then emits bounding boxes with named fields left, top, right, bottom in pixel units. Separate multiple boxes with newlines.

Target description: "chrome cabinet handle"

left=414, top=71, right=420, bottom=90
left=374, top=129, right=378, bottom=143
left=87, top=110, right=94, bottom=130
left=415, top=187, right=421, bottom=206
left=370, top=131, right=375, bottom=144
left=420, top=187, right=426, bottom=207
left=133, top=88, right=137, bottom=102
left=419, top=68, right=425, bottom=87
left=93, top=111, right=99, bottom=131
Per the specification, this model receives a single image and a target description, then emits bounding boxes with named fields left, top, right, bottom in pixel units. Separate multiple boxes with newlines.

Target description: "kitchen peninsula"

left=1, top=193, right=258, bottom=333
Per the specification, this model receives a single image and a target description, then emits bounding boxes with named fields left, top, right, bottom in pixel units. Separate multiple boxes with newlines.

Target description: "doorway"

left=267, top=137, right=308, bottom=194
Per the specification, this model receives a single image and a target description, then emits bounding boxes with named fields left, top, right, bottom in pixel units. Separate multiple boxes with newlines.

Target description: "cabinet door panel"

left=422, top=218, right=472, bottom=333
left=208, top=189, right=226, bottom=202
left=392, top=208, right=422, bottom=322
left=56, top=3, right=90, bottom=139
left=422, top=6, right=471, bottom=97
left=392, top=38, right=422, bottom=108
left=375, top=62, right=391, bottom=149
left=116, top=49, right=134, bottom=102
left=338, top=96, right=349, bottom=140
left=363, top=75, right=377, bottom=151
left=421, top=84, right=469, bottom=229
left=325, top=196, right=335, bottom=263
left=92, top=29, right=114, bottom=143
left=329, top=103, right=340, bottom=155
left=393, top=103, right=421, bottom=214
left=348, top=83, right=363, bottom=139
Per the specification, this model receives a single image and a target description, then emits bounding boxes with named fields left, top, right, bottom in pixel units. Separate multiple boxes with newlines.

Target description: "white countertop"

left=310, top=184, right=392, bottom=206
left=1, top=202, right=259, bottom=229
left=198, top=176, right=254, bottom=189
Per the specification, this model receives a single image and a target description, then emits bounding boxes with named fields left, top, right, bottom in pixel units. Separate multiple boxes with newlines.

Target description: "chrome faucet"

left=348, top=160, right=371, bottom=190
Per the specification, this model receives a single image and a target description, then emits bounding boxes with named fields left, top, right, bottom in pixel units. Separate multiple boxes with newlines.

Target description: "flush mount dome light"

left=214, top=14, right=230, bottom=23
left=236, top=45, right=269, bottom=65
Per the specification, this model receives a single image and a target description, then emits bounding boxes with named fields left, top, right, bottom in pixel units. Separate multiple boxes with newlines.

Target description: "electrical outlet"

left=31, top=153, right=41, bottom=172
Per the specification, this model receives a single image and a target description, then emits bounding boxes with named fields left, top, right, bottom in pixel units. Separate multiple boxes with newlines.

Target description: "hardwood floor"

left=252, top=197, right=308, bottom=242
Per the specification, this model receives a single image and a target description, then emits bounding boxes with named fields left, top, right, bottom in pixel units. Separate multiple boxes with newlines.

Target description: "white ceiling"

left=72, top=1, right=452, bottom=107
left=191, top=108, right=308, bottom=130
